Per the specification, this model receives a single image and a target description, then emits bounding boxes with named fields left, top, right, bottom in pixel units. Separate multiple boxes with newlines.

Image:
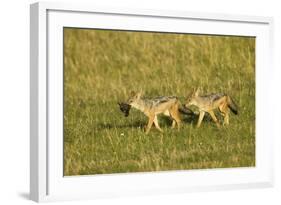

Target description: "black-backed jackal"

left=185, top=89, right=238, bottom=128
left=126, top=92, right=182, bottom=134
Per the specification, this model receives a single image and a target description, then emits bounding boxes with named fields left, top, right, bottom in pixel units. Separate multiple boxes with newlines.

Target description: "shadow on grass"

left=183, top=112, right=223, bottom=123
left=96, top=113, right=203, bottom=131
left=95, top=110, right=225, bottom=132
left=96, top=120, right=146, bottom=130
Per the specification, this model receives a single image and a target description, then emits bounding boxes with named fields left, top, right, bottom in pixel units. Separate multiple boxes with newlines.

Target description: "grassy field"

left=63, top=28, right=255, bottom=176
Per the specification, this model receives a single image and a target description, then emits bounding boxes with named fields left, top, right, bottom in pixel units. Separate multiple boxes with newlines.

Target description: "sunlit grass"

left=63, top=28, right=255, bottom=176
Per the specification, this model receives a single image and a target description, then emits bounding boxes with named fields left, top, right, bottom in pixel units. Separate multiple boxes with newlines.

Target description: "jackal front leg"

left=223, top=110, right=229, bottom=125
left=145, top=113, right=155, bottom=134
left=153, top=116, right=163, bottom=132
left=209, top=110, right=221, bottom=128
left=196, top=111, right=205, bottom=128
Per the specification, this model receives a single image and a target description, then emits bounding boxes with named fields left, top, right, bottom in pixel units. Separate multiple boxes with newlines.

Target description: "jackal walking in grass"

left=125, top=91, right=183, bottom=134
left=184, top=89, right=238, bottom=128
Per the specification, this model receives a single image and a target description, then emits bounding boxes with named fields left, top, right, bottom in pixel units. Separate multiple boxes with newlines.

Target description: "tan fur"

left=127, top=92, right=181, bottom=134
left=185, top=89, right=238, bottom=128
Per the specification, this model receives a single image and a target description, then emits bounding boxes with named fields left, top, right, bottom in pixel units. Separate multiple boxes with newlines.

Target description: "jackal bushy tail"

left=227, top=96, right=238, bottom=115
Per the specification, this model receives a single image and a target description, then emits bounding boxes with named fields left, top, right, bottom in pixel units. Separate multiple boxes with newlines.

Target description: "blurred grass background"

left=63, top=28, right=255, bottom=176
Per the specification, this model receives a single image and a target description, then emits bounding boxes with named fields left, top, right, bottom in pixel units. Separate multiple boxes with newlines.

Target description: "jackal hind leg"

left=170, top=106, right=181, bottom=129
left=219, top=104, right=229, bottom=126
left=174, top=114, right=181, bottom=129
left=172, top=120, right=176, bottom=129
left=208, top=110, right=221, bottom=128
left=223, top=110, right=229, bottom=125
left=196, top=111, right=205, bottom=128
left=145, top=113, right=155, bottom=134
left=153, top=116, right=163, bottom=132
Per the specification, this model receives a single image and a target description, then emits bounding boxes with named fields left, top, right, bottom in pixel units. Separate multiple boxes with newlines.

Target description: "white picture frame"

left=30, top=1, right=274, bottom=202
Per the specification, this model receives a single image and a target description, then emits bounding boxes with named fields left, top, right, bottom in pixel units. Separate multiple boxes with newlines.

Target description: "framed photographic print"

left=30, top=2, right=274, bottom=202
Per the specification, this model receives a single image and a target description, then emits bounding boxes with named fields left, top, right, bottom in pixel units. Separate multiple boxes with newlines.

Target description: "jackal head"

left=185, top=88, right=199, bottom=107
left=127, top=91, right=142, bottom=106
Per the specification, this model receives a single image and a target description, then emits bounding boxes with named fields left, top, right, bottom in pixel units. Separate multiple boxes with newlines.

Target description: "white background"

left=0, top=0, right=280, bottom=204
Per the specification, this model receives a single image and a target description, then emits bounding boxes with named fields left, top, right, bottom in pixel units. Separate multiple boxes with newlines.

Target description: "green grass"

left=63, top=28, right=255, bottom=176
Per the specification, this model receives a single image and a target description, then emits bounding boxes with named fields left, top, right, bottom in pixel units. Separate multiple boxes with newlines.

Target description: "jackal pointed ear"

left=187, top=90, right=194, bottom=98
left=136, top=91, right=142, bottom=99
left=189, top=88, right=197, bottom=97
left=130, top=91, right=136, bottom=96
left=194, top=88, right=200, bottom=96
